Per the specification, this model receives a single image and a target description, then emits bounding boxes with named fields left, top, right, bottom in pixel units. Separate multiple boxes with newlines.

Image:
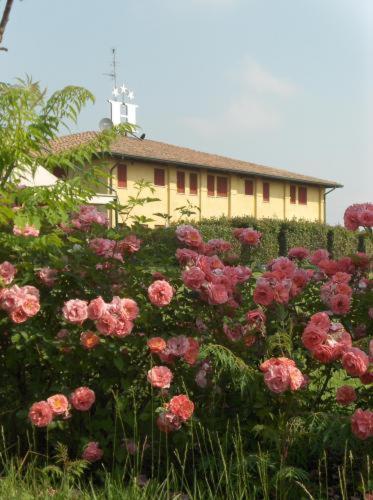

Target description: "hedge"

left=143, top=216, right=371, bottom=267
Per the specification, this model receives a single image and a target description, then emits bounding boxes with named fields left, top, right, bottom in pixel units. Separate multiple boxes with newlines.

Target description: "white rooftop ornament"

left=108, top=82, right=138, bottom=126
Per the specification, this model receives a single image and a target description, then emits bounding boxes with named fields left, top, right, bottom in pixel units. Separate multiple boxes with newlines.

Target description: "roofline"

left=106, top=151, right=343, bottom=189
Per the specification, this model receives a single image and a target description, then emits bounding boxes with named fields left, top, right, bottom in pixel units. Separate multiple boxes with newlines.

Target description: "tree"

left=0, top=0, right=15, bottom=51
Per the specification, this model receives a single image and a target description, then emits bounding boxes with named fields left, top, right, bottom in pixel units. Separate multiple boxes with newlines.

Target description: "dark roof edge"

left=107, top=151, right=343, bottom=188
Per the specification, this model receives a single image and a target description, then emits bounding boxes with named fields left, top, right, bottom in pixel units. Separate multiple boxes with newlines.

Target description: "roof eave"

left=107, top=151, right=343, bottom=189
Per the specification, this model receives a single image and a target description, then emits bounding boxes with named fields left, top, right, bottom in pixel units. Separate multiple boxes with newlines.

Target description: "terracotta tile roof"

left=49, top=132, right=342, bottom=188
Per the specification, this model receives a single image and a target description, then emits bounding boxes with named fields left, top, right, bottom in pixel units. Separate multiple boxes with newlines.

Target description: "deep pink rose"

left=205, top=283, right=229, bottom=305
left=342, top=348, right=369, bottom=377
left=28, top=401, right=53, bottom=427
left=82, top=442, right=103, bottom=462
left=288, top=247, right=310, bottom=260
left=70, top=387, right=96, bottom=411
left=335, top=386, right=357, bottom=405
left=175, top=225, right=203, bottom=248
left=182, top=267, right=206, bottom=290
left=351, top=409, right=373, bottom=440
left=253, top=284, right=274, bottom=306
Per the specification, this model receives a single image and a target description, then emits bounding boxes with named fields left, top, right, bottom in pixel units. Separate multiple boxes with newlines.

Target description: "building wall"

left=107, top=159, right=325, bottom=226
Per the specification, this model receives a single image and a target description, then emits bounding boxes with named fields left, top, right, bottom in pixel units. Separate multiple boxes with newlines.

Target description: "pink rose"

left=351, top=408, right=373, bottom=440
left=342, top=348, right=369, bottom=377
left=264, top=365, right=290, bottom=393
left=287, top=366, right=305, bottom=391
left=168, top=394, right=194, bottom=421
left=310, top=249, right=329, bottom=265
left=302, top=325, right=327, bottom=351
left=183, top=338, right=199, bottom=365
left=205, top=283, right=228, bottom=305
left=148, top=280, right=173, bottom=307
left=10, top=307, right=29, bottom=324
left=120, top=298, right=139, bottom=320
left=62, top=299, right=88, bottom=325
left=329, top=293, right=351, bottom=315
left=0, top=261, right=16, bottom=285
left=47, top=394, right=69, bottom=415
left=309, top=312, right=331, bottom=331
left=82, top=442, right=103, bottom=462
left=70, top=387, right=96, bottom=411
left=147, top=366, right=173, bottom=389
left=288, top=247, right=310, bottom=260
left=87, top=297, right=107, bottom=320
left=37, top=267, right=58, bottom=287
left=157, top=411, right=182, bottom=433
left=167, top=336, right=190, bottom=356
left=253, top=284, right=274, bottom=306
left=28, top=401, right=54, bottom=427
left=335, top=386, right=356, bottom=406
left=80, top=331, right=100, bottom=349
left=182, top=267, right=206, bottom=290
left=175, top=225, right=203, bottom=248
left=21, top=294, right=40, bottom=317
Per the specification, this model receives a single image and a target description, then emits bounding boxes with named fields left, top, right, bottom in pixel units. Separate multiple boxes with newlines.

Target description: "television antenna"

left=103, top=48, right=118, bottom=88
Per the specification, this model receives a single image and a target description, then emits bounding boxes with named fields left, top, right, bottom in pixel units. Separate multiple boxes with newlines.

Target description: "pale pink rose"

left=87, top=297, right=107, bottom=320
left=47, top=394, right=69, bottom=415
left=95, top=312, right=117, bottom=335
left=288, top=247, right=310, bottom=260
left=264, top=365, right=290, bottom=393
left=118, top=234, right=141, bottom=253
left=195, top=369, right=208, bottom=388
left=335, top=386, right=357, bottom=405
left=21, top=294, right=40, bottom=317
left=147, top=366, right=173, bottom=389
left=175, top=225, right=203, bottom=248
left=0, top=261, right=16, bottom=285
left=288, top=366, right=305, bottom=391
left=182, top=267, right=206, bottom=290
left=22, top=285, right=39, bottom=298
left=28, top=401, right=53, bottom=427
left=10, top=307, right=29, bottom=324
left=120, top=298, right=139, bottom=320
left=148, top=280, right=173, bottom=307
left=157, top=412, right=182, bottom=433
left=13, top=225, right=40, bottom=237
left=168, top=394, right=194, bottom=421
left=82, top=442, right=103, bottom=462
left=70, top=387, right=96, bottom=411
left=112, top=318, right=134, bottom=337
left=62, top=299, right=88, bottom=325
left=253, top=284, right=274, bottom=306
left=37, top=267, right=58, bottom=287
left=351, top=408, right=373, bottom=440
left=342, top=348, right=369, bottom=377
left=167, top=336, right=190, bottom=356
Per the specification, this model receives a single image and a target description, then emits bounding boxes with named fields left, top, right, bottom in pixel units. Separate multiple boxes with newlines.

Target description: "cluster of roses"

left=0, top=260, right=16, bottom=285
left=320, top=272, right=352, bottom=315
left=260, top=357, right=307, bottom=394
left=223, top=309, right=266, bottom=347
left=344, top=202, right=373, bottom=231
left=28, top=387, right=95, bottom=427
left=13, top=224, right=40, bottom=237
left=176, top=224, right=235, bottom=256
left=70, top=205, right=108, bottom=231
left=253, top=256, right=312, bottom=307
left=62, top=295, right=139, bottom=338
left=89, top=234, right=141, bottom=262
left=302, top=311, right=372, bottom=381
left=176, top=226, right=252, bottom=306
left=147, top=335, right=200, bottom=365
left=233, top=227, right=262, bottom=246
left=0, top=284, right=40, bottom=324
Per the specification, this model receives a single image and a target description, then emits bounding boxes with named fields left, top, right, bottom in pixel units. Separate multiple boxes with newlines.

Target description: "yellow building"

left=51, top=132, right=342, bottom=227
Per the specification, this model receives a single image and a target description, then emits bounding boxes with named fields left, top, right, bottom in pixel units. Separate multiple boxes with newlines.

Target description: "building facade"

left=50, top=133, right=342, bottom=227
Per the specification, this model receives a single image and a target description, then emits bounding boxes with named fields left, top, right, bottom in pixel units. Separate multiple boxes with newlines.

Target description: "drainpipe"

left=323, top=187, right=336, bottom=224
left=109, top=163, right=120, bottom=228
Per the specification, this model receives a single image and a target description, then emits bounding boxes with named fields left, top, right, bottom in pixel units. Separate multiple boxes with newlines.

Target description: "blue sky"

left=3, top=0, right=373, bottom=224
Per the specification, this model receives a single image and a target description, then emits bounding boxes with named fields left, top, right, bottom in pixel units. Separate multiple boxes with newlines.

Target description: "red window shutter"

left=299, top=186, right=307, bottom=205
left=190, top=173, right=198, bottom=195
left=290, top=185, right=296, bottom=204
left=245, top=180, right=253, bottom=195
left=154, top=168, right=165, bottom=186
left=263, top=182, right=270, bottom=202
left=177, top=171, right=185, bottom=193
left=217, top=176, right=228, bottom=197
left=117, top=164, right=127, bottom=188
left=207, top=175, right=215, bottom=196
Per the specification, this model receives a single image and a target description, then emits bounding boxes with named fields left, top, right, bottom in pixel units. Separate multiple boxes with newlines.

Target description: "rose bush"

left=0, top=202, right=371, bottom=484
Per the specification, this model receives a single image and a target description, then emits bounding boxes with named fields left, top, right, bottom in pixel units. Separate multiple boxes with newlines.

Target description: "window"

left=177, top=171, right=185, bottom=193
left=117, top=164, right=127, bottom=188
left=189, top=173, right=198, bottom=195
left=245, top=179, right=254, bottom=196
left=53, top=166, right=66, bottom=179
left=154, top=168, right=165, bottom=186
left=217, top=176, right=228, bottom=197
left=290, top=185, right=296, bottom=204
left=207, top=175, right=215, bottom=196
left=298, top=186, right=307, bottom=205
left=263, top=182, right=270, bottom=202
